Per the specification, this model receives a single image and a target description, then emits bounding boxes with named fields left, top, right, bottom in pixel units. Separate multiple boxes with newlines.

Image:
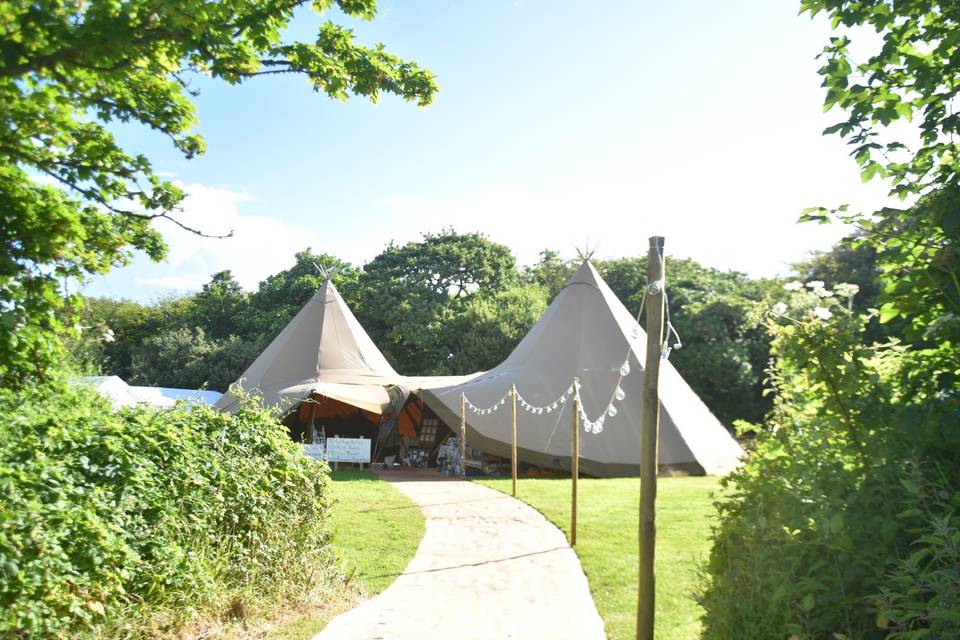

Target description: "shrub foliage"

left=0, top=383, right=334, bottom=638
left=700, top=280, right=959, bottom=639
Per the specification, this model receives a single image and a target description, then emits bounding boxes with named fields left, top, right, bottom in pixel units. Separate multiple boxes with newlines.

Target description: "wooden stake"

left=637, top=236, right=666, bottom=640
left=460, top=392, right=467, bottom=479
left=571, top=381, right=580, bottom=547
left=511, top=384, right=518, bottom=497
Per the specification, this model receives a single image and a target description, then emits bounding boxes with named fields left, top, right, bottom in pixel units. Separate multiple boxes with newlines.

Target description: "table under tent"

left=214, top=278, right=470, bottom=468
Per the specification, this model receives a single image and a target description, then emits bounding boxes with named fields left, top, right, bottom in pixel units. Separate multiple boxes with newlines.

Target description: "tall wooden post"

left=460, top=392, right=467, bottom=479
left=511, top=384, right=518, bottom=497
left=637, top=236, right=666, bottom=640
left=571, top=382, right=580, bottom=547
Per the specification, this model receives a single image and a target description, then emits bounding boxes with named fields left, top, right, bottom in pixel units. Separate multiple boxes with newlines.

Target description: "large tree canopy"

left=356, top=230, right=519, bottom=374
left=0, top=0, right=437, bottom=388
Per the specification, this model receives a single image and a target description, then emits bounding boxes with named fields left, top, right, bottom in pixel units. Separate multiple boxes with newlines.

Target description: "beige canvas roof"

left=215, top=279, right=406, bottom=415
left=422, top=261, right=743, bottom=476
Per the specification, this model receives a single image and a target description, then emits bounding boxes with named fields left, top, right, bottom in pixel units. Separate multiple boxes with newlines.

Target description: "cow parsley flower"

left=813, top=306, right=833, bottom=321
left=834, top=283, right=860, bottom=298
left=783, top=281, right=804, bottom=291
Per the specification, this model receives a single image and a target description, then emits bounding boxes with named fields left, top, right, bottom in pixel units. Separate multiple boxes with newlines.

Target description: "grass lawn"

left=266, top=470, right=425, bottom=639
left=475, top=476, right=720, bottom=640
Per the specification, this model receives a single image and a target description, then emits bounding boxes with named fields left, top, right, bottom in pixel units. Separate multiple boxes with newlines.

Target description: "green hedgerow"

left=0, top=381, right=336, bottom=638
left=699, top=285, right=960, bottom=640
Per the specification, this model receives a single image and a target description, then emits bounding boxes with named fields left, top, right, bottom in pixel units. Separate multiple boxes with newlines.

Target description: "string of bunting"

left=462, top=250, right=682, bottom=435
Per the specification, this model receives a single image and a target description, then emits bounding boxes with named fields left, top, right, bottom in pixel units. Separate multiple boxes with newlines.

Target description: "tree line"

left=69, top=229, right=882, bottom=431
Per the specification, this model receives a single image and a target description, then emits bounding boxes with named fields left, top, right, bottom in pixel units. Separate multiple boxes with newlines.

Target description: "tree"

left=244, top=249, right=360, bottom=339
left=522, top=250, right=577, bottom=301
left=357, top=230, right=518, bottom=374
left=443, top=284, right=548, bottom=373
left=800, top=0, right=959, bottom=345
left=800, top=0, right=959, bottom=196
left=190, top=270, right=248, bottom=340
left=700, top=5, right=960, bottom=636
left=1, top=0, right=437, bottom=388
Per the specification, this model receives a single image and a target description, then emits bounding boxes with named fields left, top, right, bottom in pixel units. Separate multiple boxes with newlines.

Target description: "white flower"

left=812, top=306, right=833, bottom=321
left=834, top=283, right=860, bottom=298
left=772, top=302, right=788, bottom=315
left=783, top=281, right=804, bottom=291
left=813, top=287, right=834, bottom=298
left=805, top=280, right=825, bottom=290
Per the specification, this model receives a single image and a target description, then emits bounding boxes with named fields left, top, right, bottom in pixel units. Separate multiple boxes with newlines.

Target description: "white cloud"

left=369, top=140, right=895, bottom=277
left=133, top=183, right=318, bottom=291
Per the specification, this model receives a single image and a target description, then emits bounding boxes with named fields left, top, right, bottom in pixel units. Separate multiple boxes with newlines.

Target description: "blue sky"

left=86, top=0, right=892, bottom=301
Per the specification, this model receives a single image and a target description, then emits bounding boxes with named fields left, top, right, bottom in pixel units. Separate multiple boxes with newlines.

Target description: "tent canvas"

left=81, top=376, right=222, bottom=409
left=422, top=261, right=743, bottom=477
left=214, top=279, right=408, bottom=417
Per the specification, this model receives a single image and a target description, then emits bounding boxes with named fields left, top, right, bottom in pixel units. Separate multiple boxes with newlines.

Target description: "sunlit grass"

left=267, top=470, right=425, bottom=640
left=475, top=476, right=721, bottom=640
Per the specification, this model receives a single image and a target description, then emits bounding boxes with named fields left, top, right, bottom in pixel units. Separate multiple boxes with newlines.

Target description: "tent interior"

left=281, top=391, right=457, bottom=468
left=283, top=393, right=383, bottom=444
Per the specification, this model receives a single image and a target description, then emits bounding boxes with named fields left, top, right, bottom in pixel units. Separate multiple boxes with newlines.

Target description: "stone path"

left=314, top=472, right=606, bottom=640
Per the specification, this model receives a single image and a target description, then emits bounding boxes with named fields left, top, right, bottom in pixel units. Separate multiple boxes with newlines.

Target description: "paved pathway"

left=315, top=472, right=606, bottom=640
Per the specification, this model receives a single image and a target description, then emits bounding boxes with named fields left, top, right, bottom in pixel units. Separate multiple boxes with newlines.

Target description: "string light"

left=461, top=257, right=683, bottom=436
left=463, top=363, right=636, bottom=435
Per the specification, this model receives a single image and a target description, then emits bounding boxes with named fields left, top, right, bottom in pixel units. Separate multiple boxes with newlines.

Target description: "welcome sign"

left=303, top=438, right=371, bottom=463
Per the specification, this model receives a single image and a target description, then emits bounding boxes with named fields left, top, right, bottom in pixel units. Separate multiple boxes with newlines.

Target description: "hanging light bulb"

left=620, top=360, right=631, bottom=377
left=615, top=386, right=626, bottom=401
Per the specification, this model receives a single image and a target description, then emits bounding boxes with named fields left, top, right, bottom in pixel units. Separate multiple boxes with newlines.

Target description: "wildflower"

left=772, top=302, right=788, bottom=315
left=783, top=281, right=804, bottom=291
left=813, top=306, right=833, bottom=321
left=813, top=287, right=834, bottom=298
left=805, top=280, right=825, bottom=290
left=834, top=283, right=860, bottom=298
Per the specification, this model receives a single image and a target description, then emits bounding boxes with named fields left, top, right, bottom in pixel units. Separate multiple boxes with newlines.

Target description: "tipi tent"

left=422, top=261, right=743, bottom=477
left=214, top=278, right=406, bottom=417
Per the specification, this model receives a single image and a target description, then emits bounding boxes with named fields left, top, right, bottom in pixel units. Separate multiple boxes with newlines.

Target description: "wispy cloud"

left=130, top=182, right=318, bottom=292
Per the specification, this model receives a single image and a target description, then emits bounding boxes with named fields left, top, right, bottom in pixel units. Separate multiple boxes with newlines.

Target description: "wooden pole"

left=460, top=392, right=467, bottom=479
left=637, top=236, right=666, bottom=640
left=511, top=384, right=518, bottom=497
left=571, top=381, right=580, bottom=547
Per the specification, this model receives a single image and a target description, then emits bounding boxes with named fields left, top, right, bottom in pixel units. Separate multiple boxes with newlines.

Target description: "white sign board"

left=325, top=437, right=371, bottom=463
left=302, top=444, right=326, bottom=462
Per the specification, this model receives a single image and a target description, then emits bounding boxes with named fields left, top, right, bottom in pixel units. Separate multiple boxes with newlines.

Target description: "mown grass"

left=266, top=470, right=426, bottom=640
left=475, top=476, right=720, bottom=640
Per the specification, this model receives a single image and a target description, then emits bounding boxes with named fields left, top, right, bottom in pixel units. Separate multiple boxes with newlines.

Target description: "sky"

left=85, top=0, right=895, bottom=301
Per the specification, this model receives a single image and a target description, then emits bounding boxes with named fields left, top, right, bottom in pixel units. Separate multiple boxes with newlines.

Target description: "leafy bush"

left=0, top=382, right=335, bottom=638
left=699, top=282, right=959, bottom=640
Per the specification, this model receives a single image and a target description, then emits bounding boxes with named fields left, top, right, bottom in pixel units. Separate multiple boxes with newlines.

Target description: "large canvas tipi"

left=214, top=279, right=404, bottom=416
left=422, top=261, right=743, bottom=476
